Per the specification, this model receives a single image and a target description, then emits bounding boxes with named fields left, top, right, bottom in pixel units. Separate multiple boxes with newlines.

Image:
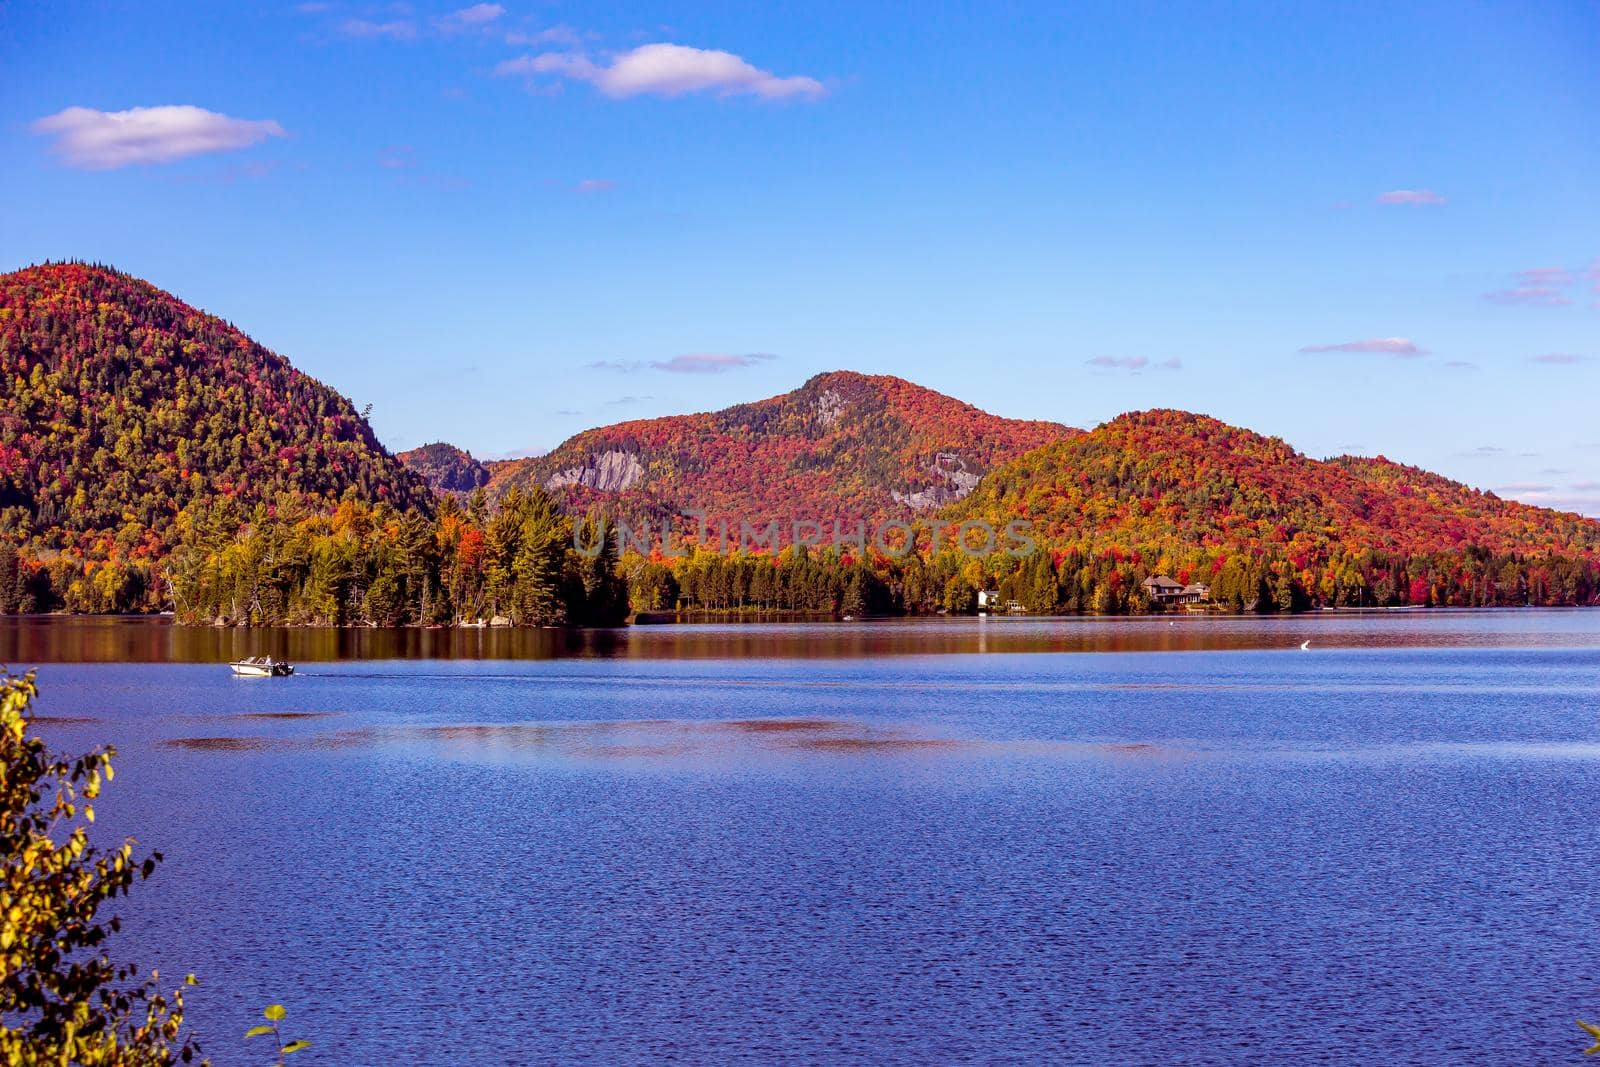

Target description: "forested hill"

left=398, top=442, right=489, bottom=494
left=5, top=263, right=1597, bottom=620
left=487, top=370, right=1073, bottom=526
left=0, top=262, right=432, bottom=553
left=952, top=408, right=1600, bottom=608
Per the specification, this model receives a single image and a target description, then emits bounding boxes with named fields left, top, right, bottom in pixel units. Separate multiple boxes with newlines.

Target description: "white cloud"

left=1085, top=356, right=1182, bottom=371
left=31, top=105, right=286, bottom=169
left=497, top=43, right=825, bottom=100
left=1529, top=353, right=1591, bottom=365
left=589, top=352, right=777, bottom=374
left=441, top=4, right=504, bottom=29
left=652, top=352, right=777, bottom=373
left=334, top=6, right=504, bottom=40
left=339, top=18, right=419, bottom=40
left=1299, top=337, right=1428, bottom=357
left=1483, top=286, right=1573, bottom=307
left=483, top=445, right=548, bottom=460
left=1515, top=267, right=1575, bottom=286
left=1377, top=189, right=1446, bottom=206
left=505, top=25, right=584, bottom=47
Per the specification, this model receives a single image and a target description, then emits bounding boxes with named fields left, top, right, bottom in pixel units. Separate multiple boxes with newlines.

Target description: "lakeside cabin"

left=977, top=589, right=1024, bottom=615
left=1142, top=575, right=1212, bottom=606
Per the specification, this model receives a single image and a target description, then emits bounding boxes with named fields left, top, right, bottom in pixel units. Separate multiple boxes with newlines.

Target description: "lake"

left=12, top=612, right=1600, bottom=1064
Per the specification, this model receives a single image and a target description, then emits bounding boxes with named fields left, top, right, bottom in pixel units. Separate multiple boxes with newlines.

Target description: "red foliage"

left=487, top=371, right=1071, bottom=529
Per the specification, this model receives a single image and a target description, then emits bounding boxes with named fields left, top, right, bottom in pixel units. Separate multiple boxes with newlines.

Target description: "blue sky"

left=2, top=1, right=1598, bottom=511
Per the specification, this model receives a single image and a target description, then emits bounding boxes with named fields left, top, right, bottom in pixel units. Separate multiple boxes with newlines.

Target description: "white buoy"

left=1300, top=640, right=1311, bottom=651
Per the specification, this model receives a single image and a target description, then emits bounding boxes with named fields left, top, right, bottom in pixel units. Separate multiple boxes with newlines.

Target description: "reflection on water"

left=4, top=609, right=1600, bottom=663
left=21, top=614, right=1600, bottom=1064
left=162, top=736, right=271, bottom=752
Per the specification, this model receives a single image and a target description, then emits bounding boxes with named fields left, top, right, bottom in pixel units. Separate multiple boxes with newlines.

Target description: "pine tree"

left=0, top=542, right=18, bottom=615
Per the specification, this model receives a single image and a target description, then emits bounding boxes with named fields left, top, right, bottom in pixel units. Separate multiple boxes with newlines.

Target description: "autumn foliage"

left=0, top=262, right=430, bottom=539
left=952, top=409, right=1600, bottom=609
left=0, top=262, right=432, bottom=611
left=487, top=370, right=1071, bottom=528
left=3, top=263, right=1599, bottom=621
left=397, top=442, right=488, bottom=494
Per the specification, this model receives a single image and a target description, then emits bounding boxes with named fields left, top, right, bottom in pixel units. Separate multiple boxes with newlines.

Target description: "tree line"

left=2, top=492, right=1598, bottom=623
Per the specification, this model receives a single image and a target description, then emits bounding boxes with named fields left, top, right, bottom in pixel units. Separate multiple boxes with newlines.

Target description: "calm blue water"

left=15, top=612, right=1600, bottom=1064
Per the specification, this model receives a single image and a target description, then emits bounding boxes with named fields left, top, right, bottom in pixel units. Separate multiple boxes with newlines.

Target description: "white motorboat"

left=229, top=656, right=294, bottom=677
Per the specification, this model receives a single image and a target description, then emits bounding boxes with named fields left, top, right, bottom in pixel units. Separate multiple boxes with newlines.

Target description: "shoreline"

left=2, top=602, right=1598, bottom=631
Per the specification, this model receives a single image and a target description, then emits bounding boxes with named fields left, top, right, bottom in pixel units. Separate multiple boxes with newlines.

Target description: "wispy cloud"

left=1443, top=360, right=1478, bottom=370
left=496, top=43, right=825, bottom=100
left=1482, top=262, right=1592, bottom=306
left=1529, top=353, right=1591, bottom=365
left=1300, top=337, right=1428, bottom=357
left=1540, top=494, right=1600, bottom=517
left=1085, top=356, right=1182, bottom=371
left=372, top=146, right=470, bottom=189
left=437, top=3, right=504, bottom=33
left=31, top=105, right=285, bottom=169
left=1515, top=267, right=1576, bottom=286
left=483, top=446, right=547, bottom=461
left=1377, top=189, right=1446, bottom=206
left=506, top=25, right=584, bottom=47
left=590, top=353, right=776, bottom=374
left=655, top=352, right=777, bottom=373
left=1483, top=286, right=1573, bottom=307
left=1572, top=481, right=1600, bottom=492
left=168, top=159, right=287, bottom=186
left=339, top=18, right=419, bottom=40
left=606, top=395, right=653, bottom=406
left=574, top=178, right=615, bottom=193
left=335, top=6, right=505, bottom=41
left=377, top=145, right=416, bottom=170
left=1455, top=444, right=1542, bottom=459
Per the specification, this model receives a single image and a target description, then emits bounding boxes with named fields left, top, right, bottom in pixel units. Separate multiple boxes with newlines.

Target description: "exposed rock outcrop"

left=545, top=449, right=645, bottom=492
left=891, top=453, right=983, bottom=509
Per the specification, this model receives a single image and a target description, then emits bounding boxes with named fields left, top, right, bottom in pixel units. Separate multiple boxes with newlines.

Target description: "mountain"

left=0, top=262, right=432, bottom=552
left=398, top=442, right=489, bottom=494
left=6, top=262, right=1593, bottom=618
left=488, top=370, right=1072, bottom=526
left=953, top=408, right=1600, bottom=607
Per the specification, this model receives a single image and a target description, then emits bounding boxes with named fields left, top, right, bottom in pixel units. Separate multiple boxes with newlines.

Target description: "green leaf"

left=263, top=1004, right=287, bottom=1022
left=245, top=1026, right=274, bottom=1038
left=282, top=1040, right=311, bottom=1054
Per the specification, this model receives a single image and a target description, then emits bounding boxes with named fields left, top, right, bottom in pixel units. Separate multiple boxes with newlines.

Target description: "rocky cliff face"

left=891, top=453, right=983, bottom=509
left=486, top=371, right=1074, bottom=525
left=544, top=450, right=645, bottom=493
